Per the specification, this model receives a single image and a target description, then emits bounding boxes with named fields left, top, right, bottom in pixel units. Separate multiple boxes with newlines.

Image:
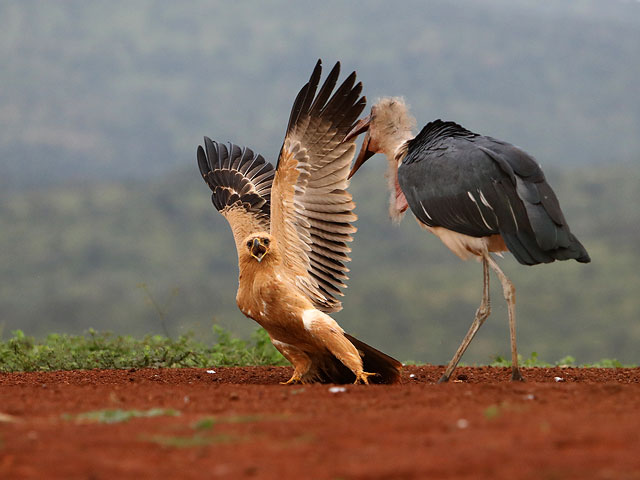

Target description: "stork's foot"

left=511, top=368, right=525, bottom=382
left=280, top=373, right=303, bottom=385
left=353, top=371, right=377, bottom=385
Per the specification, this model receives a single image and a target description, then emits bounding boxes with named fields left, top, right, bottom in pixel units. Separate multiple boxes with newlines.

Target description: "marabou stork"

left=346, top=97, right=590, bottom=382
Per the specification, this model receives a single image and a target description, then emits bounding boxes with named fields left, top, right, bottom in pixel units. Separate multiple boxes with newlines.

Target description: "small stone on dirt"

left=456, top=418, right=469, bottom=429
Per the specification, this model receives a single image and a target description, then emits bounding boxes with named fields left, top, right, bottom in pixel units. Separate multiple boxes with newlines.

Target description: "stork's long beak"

left=345, top=114, right=375, bottom=179
left=250, top=238, right=268, bottom=262
left=344, top=114, right=372, bottom=143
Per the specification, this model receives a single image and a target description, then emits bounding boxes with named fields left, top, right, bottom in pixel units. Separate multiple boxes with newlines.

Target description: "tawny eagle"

left=345, top=97, right=589, bottom=382
left=197, top=62, right=402, bottom=384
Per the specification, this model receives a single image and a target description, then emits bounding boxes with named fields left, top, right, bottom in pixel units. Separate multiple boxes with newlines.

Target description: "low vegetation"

left=490, top=352, right=629, bottom=368
left=0, top=327, right=286, bottom=372
left=60, top=408, right=280, bottom=448
left=0, top=327, right=632, bottom=372
left=63, top=408, right=181, bottom=424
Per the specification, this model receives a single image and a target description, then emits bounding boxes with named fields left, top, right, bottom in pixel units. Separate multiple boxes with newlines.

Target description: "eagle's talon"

left=281, top=374, right=303, bottom=385
left=354, top=371, right=377, bottom=385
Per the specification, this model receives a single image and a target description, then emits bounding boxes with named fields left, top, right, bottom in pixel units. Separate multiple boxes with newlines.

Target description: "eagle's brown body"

left=198, top=61, right=402, bottom=384
left=236, top=236, right=366, bottom=383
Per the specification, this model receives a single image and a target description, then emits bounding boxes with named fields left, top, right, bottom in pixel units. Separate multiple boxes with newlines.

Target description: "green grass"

left=58, top=409, right=270, bottom=448
left=141, top=433, right=234, bottom=448
left=192, top=415, right=265, bottom=430
left=489, top=351, right=632, bottom=368
left=142, top=414, right=280, bottom=448
left=1, top=328, right=634, bottom=372
left=63, top=408, right=181, bottom=424
left=60, top=410, right=279, bottom=448
left=483, top=405, right=501, bottom=420
left=0, top=326, right=286, bottom=372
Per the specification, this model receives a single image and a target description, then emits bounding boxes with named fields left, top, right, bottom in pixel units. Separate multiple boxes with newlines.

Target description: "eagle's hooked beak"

left=250, top=238, right=268, bottom=262
left=345, top=114, right=375, bottom=179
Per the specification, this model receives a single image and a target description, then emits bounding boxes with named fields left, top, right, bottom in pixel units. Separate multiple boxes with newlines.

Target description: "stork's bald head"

left=346, top=97, right=416, bottom=178
left=244, top=233, right=273, bottom=263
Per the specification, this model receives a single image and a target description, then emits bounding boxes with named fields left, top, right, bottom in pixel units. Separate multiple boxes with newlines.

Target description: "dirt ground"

left=1, top=366, right=639, bottom=480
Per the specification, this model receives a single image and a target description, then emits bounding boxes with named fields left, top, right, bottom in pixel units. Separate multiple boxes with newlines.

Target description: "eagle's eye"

left=263, top=238, right=270, bottom=246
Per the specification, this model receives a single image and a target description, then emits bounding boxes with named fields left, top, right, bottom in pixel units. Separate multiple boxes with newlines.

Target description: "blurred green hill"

left=2, top=162, right=638, bottom=364
left=1, top=1, right=639, bottom=364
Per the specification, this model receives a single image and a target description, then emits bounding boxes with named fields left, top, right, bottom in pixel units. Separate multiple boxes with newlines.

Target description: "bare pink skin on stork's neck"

left=380, top=129, right=413, bottom=223
left=394, top=175, right=408, bottom=212
left=390, top=164, right=409, bottom=221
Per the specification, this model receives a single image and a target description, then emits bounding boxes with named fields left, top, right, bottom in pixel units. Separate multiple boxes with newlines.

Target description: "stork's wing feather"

left=399, top=121, right=590, bottom=265
left=198, top=137, right=275, bottom=258
left=270, top=60, right=366, bottom=312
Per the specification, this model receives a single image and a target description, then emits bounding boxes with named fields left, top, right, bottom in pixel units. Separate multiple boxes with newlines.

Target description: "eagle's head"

left=243, top=233, right=274, bottom=263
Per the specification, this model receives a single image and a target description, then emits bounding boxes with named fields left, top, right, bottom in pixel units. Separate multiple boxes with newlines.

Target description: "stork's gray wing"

left=398, top=120, right=590, bottom=265
left=197, top=138, right=275, bottom=260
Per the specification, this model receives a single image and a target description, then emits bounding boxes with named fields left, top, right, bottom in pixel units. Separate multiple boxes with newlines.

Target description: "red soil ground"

left=1, top=366, right=639, bottom=480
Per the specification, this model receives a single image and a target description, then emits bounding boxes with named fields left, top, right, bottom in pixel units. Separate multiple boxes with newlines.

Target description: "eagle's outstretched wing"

left=270, top=60, right=366, bottom=312
left=197, top=138, right=275, bottom=260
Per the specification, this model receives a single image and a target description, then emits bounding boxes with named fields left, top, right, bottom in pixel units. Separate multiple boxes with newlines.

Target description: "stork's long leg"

left=486, top=256, right=525, bottom=382
left=438, top=255, right=491, bottom=383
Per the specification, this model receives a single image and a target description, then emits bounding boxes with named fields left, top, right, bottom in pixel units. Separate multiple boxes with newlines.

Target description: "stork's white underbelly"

left=416, top=219, right=508, bottom=261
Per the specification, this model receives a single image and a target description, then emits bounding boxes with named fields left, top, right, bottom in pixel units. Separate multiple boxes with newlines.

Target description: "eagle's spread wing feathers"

left=270, top=60, right=366, bottom=312
left=197, top=138, right=275, bottom=259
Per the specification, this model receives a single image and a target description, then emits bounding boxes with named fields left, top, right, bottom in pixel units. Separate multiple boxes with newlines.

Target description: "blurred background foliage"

left=1, top=0, right=639, bottom=364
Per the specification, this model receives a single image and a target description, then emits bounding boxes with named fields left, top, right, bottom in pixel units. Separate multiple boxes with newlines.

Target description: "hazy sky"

left=1, top=0, right=639, bottom=188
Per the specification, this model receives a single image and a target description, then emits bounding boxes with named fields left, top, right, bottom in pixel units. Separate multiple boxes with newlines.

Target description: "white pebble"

left=525, top=393, right=535, bottom=400
left=206, top=369, right=216, bottom=374
left=328, top=386, right=347, bottom=393
left=409, top=374, right=416, bottom=379
left=456, top=418, right=469, bottom=429
left=554, top=376, right=565, bottom=382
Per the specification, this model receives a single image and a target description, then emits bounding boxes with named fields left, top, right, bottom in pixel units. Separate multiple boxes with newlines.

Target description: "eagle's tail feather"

left=304, top=335, right=402, bottom=385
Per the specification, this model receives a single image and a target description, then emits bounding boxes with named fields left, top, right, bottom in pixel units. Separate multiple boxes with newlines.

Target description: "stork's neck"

left=382, top=132, right=413, bottom=223
left=368, top=97, right=416, bottom=222
left=379, top=129, right=414, bottom=161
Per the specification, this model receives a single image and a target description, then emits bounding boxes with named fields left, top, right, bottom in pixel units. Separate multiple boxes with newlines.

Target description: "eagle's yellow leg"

left=270, top=337, right=312, bottom=386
